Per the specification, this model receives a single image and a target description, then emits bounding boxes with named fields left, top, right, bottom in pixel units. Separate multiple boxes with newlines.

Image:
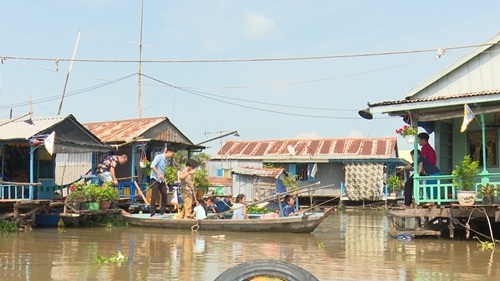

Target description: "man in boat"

left=95, top=154, right=128, bottom=186
left=206, top=196, right=233, bottom=217
left=178, top=159, right=198, bottom=219
left=149, top=147, right=177, bottom=217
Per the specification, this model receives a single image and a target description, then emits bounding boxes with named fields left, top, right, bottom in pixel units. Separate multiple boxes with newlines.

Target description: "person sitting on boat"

left=231, top=194, right=248, bottom=219
left=207, top=197, right=233, bottom=213
left=190, top=198, right=207, bottom=220
left=281, top=195, right=297, bottom=217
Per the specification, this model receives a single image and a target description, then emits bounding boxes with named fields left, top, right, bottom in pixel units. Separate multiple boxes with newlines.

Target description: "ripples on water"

left=1, top=210, right=499, bottom=281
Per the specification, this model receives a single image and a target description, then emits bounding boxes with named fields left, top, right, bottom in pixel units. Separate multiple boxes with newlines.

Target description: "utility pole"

left=57, top=30, right=81, bottom=115
left=137, top=0, right=144, bottom=118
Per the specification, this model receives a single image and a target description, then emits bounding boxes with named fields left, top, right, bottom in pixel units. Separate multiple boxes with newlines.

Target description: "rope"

left=453, top=207, right=497, bottom=243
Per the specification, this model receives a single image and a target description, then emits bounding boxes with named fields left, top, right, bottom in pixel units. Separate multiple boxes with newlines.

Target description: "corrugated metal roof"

left=0, top=114, right=108, bottom=153
left=207, top=176, right=232, bottom=187
left=213, top=137, right=397, bottom=161
left=369, top=90, right=500, bottom=108
left=0, top=115, right=66, bottom=140
left=84, top=117, right=166, bottom=143
left=232, top=166, right=286, bottom=179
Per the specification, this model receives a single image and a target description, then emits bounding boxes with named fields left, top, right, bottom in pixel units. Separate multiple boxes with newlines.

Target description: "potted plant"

left=85, top=183, right=101, bottom=211
left=386, top=174, right=402, bottom=196
left=479, top=183, right=495, bottom=205
left=67, top=182, right=88, bottom=210
left=395, top=125, right=418, bottom=143
left=452, top=155, right=480, bottom=206
left=194, top=168, right=210, bottom=199
left=96, top=182, right=119, bottom=209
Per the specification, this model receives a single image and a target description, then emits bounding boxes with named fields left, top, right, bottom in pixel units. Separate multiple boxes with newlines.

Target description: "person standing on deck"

left=178, top=160, right=198, bottom=219
left=95, top=154, right=128, bottom=186
left=149, top=147, right=177, bottom=217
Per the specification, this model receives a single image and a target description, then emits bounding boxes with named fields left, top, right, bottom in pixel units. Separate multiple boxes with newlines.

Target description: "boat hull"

left=122, top=207, right=333, bottom=233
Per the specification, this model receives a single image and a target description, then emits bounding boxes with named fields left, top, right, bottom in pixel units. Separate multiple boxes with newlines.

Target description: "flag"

left=460, top=104, right=475, bottom=133
left=44, top=131, right=56, bottom=155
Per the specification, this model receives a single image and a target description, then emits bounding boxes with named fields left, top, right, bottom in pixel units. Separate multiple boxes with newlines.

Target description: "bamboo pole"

left=134, top=180, right=149, bottom=205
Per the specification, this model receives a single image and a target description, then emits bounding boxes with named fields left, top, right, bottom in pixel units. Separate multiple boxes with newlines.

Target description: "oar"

left=205, top=182, right=334, bottom=219
left=294, top=196, right=340, bottom=218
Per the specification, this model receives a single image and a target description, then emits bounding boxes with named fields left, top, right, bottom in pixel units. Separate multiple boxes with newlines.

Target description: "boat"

left=121, top=207, right=334, bottom=233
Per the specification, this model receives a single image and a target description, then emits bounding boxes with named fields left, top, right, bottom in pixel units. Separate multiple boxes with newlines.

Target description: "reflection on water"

left=0, top=210, right=499, bottom=280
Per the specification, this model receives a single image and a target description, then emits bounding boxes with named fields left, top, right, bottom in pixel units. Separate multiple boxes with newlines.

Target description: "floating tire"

left=214, top=260, right=319, bottom=281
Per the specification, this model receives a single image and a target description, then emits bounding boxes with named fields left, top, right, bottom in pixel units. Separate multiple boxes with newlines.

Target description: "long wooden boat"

left=121, top=207, right=334, bottom=233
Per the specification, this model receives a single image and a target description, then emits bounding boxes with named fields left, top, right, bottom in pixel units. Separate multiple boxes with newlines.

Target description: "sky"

left=1, top=1, right=499, bottom=155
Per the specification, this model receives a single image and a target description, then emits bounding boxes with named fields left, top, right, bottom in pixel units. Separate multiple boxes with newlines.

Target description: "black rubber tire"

left=214, top=260, right=319, bottom=281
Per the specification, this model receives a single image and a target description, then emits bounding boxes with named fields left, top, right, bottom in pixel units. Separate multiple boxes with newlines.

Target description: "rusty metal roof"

left=84, top=116, right=199, bottom=149
left=232, top=166, right=286, bottom=179
left=84, top=117, right=165, bottom=143
left=213, top=137, right=397, bottom=162
left=207, top=176, right=232, bottom=187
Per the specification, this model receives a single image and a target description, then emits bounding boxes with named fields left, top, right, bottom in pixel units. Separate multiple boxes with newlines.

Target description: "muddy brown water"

left=1, top=210, right=499, bottom=281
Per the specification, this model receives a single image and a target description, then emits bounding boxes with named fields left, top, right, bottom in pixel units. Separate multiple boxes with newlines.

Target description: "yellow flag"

left=460, top=104, right=475, bottom=133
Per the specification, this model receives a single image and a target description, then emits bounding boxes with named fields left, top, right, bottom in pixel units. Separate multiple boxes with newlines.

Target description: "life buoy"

left=214, top=260, right=319, bottom=281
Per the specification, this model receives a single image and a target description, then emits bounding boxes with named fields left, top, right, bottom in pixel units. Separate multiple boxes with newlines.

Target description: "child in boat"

left=281, top=195, right=297, bottom=217
left=191, top=198, right=207, bottom=220
left=231, top=194, right=248, bottom=219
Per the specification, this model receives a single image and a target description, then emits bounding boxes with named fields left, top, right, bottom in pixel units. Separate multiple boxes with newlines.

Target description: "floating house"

left=207, top=137, right=407, bottom=201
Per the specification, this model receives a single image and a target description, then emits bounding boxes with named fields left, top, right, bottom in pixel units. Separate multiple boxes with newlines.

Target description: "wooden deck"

left=386, top=203, right=500, bottom=239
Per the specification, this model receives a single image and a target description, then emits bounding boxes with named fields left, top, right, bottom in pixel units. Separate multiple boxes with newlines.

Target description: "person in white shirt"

left=191, top=198, right=207, bottom=220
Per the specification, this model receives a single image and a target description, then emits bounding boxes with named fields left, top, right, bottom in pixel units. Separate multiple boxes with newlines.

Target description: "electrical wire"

left=0, top=42, right=497, bottom=63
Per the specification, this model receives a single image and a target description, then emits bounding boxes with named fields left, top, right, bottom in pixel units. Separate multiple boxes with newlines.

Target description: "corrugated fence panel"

left=55, top=153, right=92, bottom=185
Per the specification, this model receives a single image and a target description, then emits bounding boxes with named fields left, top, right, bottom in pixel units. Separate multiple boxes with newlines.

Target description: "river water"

left=1, top=209, right=499, bottom=281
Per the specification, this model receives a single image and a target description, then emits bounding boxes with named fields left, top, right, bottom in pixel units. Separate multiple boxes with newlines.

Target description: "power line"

left=141, top=73, right=390, bottom=120
left=0, top=73, right=136, bottom=110
left=1, top=42, right=496, bottom=64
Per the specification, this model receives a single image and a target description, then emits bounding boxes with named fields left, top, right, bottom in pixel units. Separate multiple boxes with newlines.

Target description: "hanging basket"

left=139, top=161, right=147, bottom=168
left=404, top=135, right=415, bottom=143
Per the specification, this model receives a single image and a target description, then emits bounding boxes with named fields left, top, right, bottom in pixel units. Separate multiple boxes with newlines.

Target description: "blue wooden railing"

left=340, top=173, right=500, bottom=206
left=413, top=173, right=500, bottom=205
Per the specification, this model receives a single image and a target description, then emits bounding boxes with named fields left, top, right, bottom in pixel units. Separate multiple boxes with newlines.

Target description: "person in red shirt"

left=418, top=132, right=436, bottom=166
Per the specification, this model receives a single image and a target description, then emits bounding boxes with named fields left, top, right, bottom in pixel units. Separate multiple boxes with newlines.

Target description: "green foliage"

left=81, top=214, right=126, bottom=228
left=94, top=185, right=119, bottom=202
left=246, top=205, right=272, bottom=214
left=140, top=159, right=151, bottom=176
left=264, top=163, right=275, bottom=168
left=96, top=250, right=127, bottom=264
left=452, top=155, right=480, bottom=191
left=0, top=220, right=17, bottom=233
left=316, top=242, right=324, bottom=250
left=164, top=166, right=178, bottom=185
left=479, top=183, right=496, bottom=197
left=283, top=173, right=298, bottom=189
left=194, top=168, right=210, bottom=193
left=386, top=174, right=402, bottom=192
left=67, top=182, right=101, bottom=202
left=474, top=236, right=499, bottom=251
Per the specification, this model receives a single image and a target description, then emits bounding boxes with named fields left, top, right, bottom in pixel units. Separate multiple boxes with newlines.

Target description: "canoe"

left=121, top=207, right=334, bottom=233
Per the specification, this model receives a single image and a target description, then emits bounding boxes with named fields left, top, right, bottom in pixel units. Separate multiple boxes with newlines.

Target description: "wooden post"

left=134, top=180, right=149, bottom=205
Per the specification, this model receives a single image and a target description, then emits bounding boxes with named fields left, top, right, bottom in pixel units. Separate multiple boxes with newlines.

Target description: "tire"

left=214, top=260, right=319, bottom=281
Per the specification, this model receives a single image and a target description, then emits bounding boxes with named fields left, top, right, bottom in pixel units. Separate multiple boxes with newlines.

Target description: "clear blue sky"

left=1, top=1, right=499, bottom=154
